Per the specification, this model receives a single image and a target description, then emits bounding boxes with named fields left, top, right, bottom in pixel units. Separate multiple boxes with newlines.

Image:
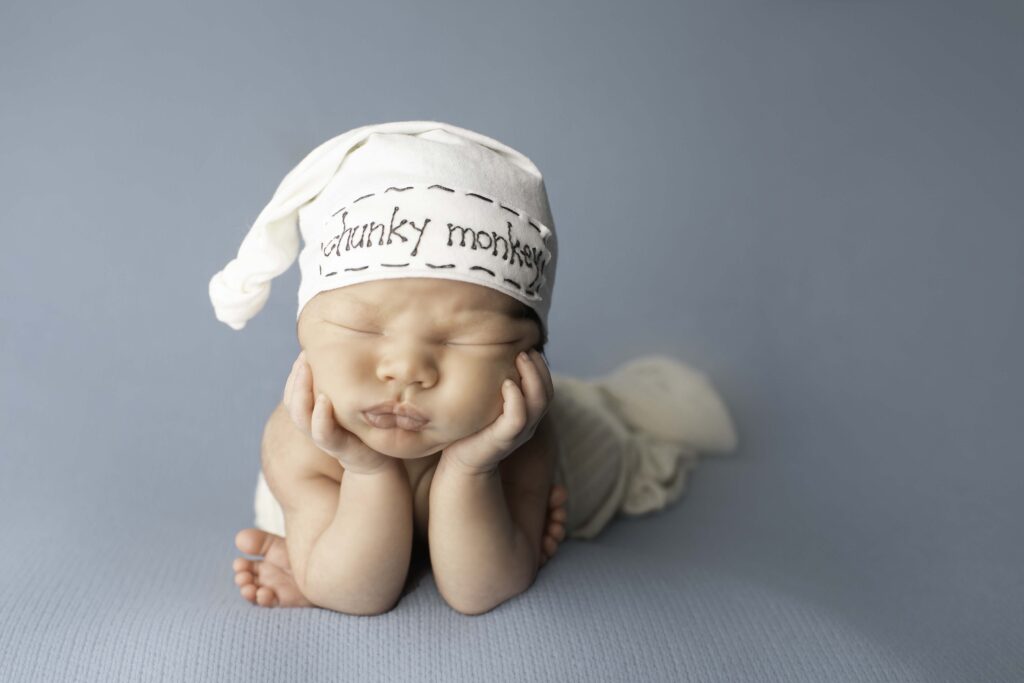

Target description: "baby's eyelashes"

left=446, top=340, right=516, bottom=347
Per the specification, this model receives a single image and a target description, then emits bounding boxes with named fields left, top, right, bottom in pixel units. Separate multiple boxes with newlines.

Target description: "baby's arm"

left=261, top=402, right=414, bottom=616
left=429, top=412, right=558, bottom=615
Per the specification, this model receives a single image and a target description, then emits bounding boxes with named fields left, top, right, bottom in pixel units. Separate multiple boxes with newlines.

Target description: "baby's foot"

left=232, top=528, right=313, bottom=608
left=539, top=483, right=568, bottom=567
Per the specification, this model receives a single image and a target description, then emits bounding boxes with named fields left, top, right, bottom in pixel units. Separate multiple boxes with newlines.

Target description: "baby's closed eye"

left=321, top=319, right=517, bottom=347
left=445, top=337, right=519, bottom=347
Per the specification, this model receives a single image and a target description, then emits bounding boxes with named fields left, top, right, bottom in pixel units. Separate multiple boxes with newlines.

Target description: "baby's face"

left=296, top=277, right=543, bottom=461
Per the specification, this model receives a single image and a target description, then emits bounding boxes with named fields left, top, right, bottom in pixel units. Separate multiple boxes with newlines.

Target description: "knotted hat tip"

left=209, top=265, right=273, bottom=331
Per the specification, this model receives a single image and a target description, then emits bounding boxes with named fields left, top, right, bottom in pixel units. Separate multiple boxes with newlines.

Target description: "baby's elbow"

left=312, top=596, right=399, bottom=617
left=443, top=574, right=536, bottom=616
left=305, top=584, right=401, bottom=617
left=352, top=599, right=400, bottom=617
left=447, top=590, right=523, bottom=617
left=445, top=594, right=502, bottom=617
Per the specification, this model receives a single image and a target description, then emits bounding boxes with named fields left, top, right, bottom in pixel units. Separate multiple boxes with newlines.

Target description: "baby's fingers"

left=286, top=359, right=315, bottom=436
left=282, top=355, right=300, bottom=403
left=310, top=394, right=347, bottom=454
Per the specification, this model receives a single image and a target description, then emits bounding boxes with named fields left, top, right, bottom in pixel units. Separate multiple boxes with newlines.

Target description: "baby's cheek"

left=484, top=353, right=520, bottom=388
left=303, top=358, right=356, bottom=410
left=304, top=359, right=332, bottom=398
left=456, top=374, right=507, bottom=428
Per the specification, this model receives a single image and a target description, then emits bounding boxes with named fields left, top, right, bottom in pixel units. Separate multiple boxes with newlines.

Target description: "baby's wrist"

left=438, top=451, right=500, bottom=478
left=339, top=454, right=402, bottom=477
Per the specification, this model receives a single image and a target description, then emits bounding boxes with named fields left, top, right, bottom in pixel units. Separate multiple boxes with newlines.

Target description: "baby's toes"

left=548, top=484, right=569, bottom=508
left=255, top=585, right=279, bottom=607
left=550, top=507, right=567, bottom=523
left=543, top=536, right=559, bottom=557
left=233, top=557, right=255, bottom=574
left=234, top=569, right=254, bottom=587
left=547, top=521, right=566, bottom=541
left=239, top=582, right=258, bottom=604
left=235, top=528, right=273, bottom=557
left=234, top=557, right=263, bottom=605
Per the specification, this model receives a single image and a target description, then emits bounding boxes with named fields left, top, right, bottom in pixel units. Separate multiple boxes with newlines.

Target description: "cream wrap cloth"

left=253, top=354, right=738, bottom=541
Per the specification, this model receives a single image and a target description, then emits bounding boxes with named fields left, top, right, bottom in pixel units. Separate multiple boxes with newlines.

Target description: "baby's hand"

left=283, top=350, right=393, bottom=475
left=441, top=349, right=555, bottom=475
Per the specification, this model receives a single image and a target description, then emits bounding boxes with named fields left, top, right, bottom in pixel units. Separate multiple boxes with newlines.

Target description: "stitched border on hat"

left=315, top=183, right=553, bottom=298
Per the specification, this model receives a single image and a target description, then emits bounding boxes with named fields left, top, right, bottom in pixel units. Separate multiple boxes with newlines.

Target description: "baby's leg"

left=232, top=481, right=570, bottom=607
left=233, top=467, right=341, bottom=609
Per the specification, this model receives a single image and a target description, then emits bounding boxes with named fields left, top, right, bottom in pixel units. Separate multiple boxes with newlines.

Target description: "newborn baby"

left=232, top=277, right=569, bottom=615
left=211, top=120, right=739, bottom=618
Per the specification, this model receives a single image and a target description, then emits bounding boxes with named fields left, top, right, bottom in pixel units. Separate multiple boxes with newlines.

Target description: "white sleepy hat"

left=208, top=120, right=558, bottom=339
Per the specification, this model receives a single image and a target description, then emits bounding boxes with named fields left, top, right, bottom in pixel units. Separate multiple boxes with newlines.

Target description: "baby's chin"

left=338, top=405, right=496, bottom=461
left=350, top=422, right=454, bottom=461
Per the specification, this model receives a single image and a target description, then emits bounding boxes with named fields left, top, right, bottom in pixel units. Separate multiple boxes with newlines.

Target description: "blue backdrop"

left=1, top=1, right=1021, bottom=681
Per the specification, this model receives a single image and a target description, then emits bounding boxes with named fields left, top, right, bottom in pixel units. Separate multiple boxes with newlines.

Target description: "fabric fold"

left=597, top=354, right=738, bottom=517
left=549, top=355, right=738, bottom=538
